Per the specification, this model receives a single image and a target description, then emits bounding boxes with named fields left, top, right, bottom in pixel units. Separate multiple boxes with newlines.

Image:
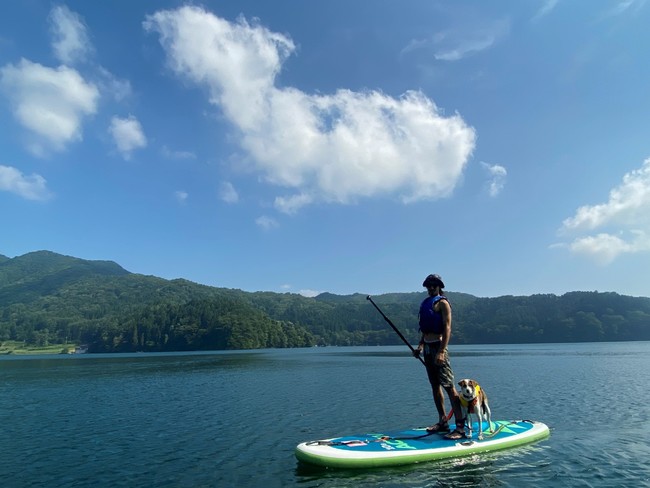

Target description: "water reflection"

left=0, top=351, right=270, bottom=382
left=294, top=443, right=550, bottom=487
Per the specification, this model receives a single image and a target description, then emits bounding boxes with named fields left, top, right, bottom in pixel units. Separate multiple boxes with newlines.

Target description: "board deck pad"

left=296, top=420, right=549, bottom=468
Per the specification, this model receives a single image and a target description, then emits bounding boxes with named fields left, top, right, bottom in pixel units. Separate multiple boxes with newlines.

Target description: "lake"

left=1, top=342, right=649, bottom=487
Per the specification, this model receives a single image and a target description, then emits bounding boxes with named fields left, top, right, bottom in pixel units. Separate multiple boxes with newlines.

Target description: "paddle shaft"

left=366, top=295, right=425, bottom=365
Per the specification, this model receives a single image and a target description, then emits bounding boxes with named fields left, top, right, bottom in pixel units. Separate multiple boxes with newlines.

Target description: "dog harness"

left=459, top=384, right=482, bottom=413
left=419, top=295, right=449, bottom=334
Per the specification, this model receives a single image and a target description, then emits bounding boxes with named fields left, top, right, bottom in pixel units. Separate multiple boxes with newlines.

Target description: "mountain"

left=0, top=251, right=319, bottom=352
left=1, top=250, right=649, bottom=352
left=0, top=251, right=129, bottom=305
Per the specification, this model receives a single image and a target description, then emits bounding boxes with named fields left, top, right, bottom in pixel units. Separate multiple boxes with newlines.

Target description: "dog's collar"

left=459, top=384, right=481, bottom=408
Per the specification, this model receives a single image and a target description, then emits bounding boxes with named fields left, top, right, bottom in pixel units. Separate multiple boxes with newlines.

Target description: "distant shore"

left=0, top=342, right=81, bottom=355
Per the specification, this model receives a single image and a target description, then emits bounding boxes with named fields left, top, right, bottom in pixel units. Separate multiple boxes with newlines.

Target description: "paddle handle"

left=367, top=295, right=424, bottom=365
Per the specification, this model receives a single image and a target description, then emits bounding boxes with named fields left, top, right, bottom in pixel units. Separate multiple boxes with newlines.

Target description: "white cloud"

left=433, top=31, right=502, bottom=61
left=274, top=193, right=313, bottom=214
left=49, top=5, right=93, bottom=65
left=562, top=159, right=650, bottom=231
left=481, top=161, right=507, bottom=197
left=605, top=0, right=647, bottom=16
left=557, top=158, right=650, bottom=263
left=174, top=190, right=188, bottom=203
left=532, top=0, right=560, bottom=22
left=278, top=284, right=320, bottom=297
left=402, top=19, right=509, bottom=61
left=298, top=289, right=321, bottom=298
left=109, top=115, right=147, bottom=159
left=219, top=181, right=239, bottom=203
left=162, top=145, right=196, bottom=160
left=0, top=59, right=99, bottom=155
left=0, top=165, right=51, bottom=200
left=563, top=233, right=646, bottom=265
left=145, top=6, right=476, bottom=213
left=97, top=67, right=132, bottom=102
left=255, top=215, right=279, bottom=230
left=49, top=6, right=131, bottom=102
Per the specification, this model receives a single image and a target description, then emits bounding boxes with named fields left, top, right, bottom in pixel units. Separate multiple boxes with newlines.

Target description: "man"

left=415, top=274, right=465, bottom=440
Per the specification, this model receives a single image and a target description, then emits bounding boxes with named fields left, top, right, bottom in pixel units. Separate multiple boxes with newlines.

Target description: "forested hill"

left=1, top=251, right=650, bottom=352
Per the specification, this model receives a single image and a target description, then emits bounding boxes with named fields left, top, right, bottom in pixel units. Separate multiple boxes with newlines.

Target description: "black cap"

left=423, top=274, right=444, bottom=289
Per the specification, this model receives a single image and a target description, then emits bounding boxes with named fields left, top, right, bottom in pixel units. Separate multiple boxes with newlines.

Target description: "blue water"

left=1, top=342, right=649, bottom=487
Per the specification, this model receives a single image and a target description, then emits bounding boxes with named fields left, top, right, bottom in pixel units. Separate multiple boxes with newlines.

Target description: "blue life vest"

left=419, top=295, right=449, bottom=334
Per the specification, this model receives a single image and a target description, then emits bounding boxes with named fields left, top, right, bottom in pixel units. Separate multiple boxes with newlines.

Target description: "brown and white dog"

left=457, top=379, right=492, bottom=440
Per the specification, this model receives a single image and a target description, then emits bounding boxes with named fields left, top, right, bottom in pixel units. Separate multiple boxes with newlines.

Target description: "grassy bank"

left=0, top=341, right=78, bottom=355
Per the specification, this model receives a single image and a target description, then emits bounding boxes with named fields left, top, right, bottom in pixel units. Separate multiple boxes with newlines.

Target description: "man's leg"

left=425, top=362, right=449, bottom=431
left=432, top=384, right=446, bottom=420
left=443, top=386, right=466, bottom=439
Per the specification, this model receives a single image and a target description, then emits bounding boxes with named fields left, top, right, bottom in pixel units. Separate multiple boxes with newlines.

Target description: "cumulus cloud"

left=144, top=6, right=476, bottom=213
left=2, top=6, right=135, bottom=160
left=0, top=165, right=51, bottom=200
left=560, top=233, right=646, bottom=266
left=556, top=158, right=650, bottom=263
left=49, top=7, right=131, bottom=102
left=481, top=161, right=507, bottom=197
left=49, top=5, right=93, bottom=65
left=108, top=115, right=147, bottom=159
left=0, top=59, right=99, bottom=155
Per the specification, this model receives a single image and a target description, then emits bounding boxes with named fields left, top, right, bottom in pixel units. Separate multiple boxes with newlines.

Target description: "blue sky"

left=1, top=0, right=650, bottom=299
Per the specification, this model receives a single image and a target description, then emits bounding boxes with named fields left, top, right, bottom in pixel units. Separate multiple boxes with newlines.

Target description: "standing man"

left=415, top=274, right=465, bottom=440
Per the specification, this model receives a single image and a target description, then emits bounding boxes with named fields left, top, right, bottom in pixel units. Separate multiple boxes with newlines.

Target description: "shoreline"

left=1, top=343, right=80, bottom=355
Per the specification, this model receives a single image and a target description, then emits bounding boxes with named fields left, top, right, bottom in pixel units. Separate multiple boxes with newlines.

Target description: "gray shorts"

left=423, top=341, right=455, bottom=388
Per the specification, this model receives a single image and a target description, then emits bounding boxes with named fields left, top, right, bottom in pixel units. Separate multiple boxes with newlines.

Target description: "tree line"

left=1, top=251, right=649, bottom=352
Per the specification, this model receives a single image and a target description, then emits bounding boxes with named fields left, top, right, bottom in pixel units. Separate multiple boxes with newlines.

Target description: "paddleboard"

left=295, top=420, right=549, bottom=468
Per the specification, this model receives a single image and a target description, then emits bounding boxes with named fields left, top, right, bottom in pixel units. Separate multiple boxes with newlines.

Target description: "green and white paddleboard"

left=295, top=420, right=549, bottom=468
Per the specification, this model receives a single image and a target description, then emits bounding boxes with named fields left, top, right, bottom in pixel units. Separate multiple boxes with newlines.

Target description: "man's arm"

left=437, top=299, right=452, bottom=362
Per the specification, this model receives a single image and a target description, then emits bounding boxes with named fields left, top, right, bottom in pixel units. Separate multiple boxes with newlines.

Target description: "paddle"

left=366, top=295, right=425, bottom=365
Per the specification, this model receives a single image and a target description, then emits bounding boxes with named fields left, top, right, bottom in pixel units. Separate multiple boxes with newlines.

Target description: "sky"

left=1, top=0, right=650, bottom=299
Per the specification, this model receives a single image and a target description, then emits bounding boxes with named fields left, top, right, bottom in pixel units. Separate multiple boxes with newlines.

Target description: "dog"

left=457, top=379, right=492, bottom=440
